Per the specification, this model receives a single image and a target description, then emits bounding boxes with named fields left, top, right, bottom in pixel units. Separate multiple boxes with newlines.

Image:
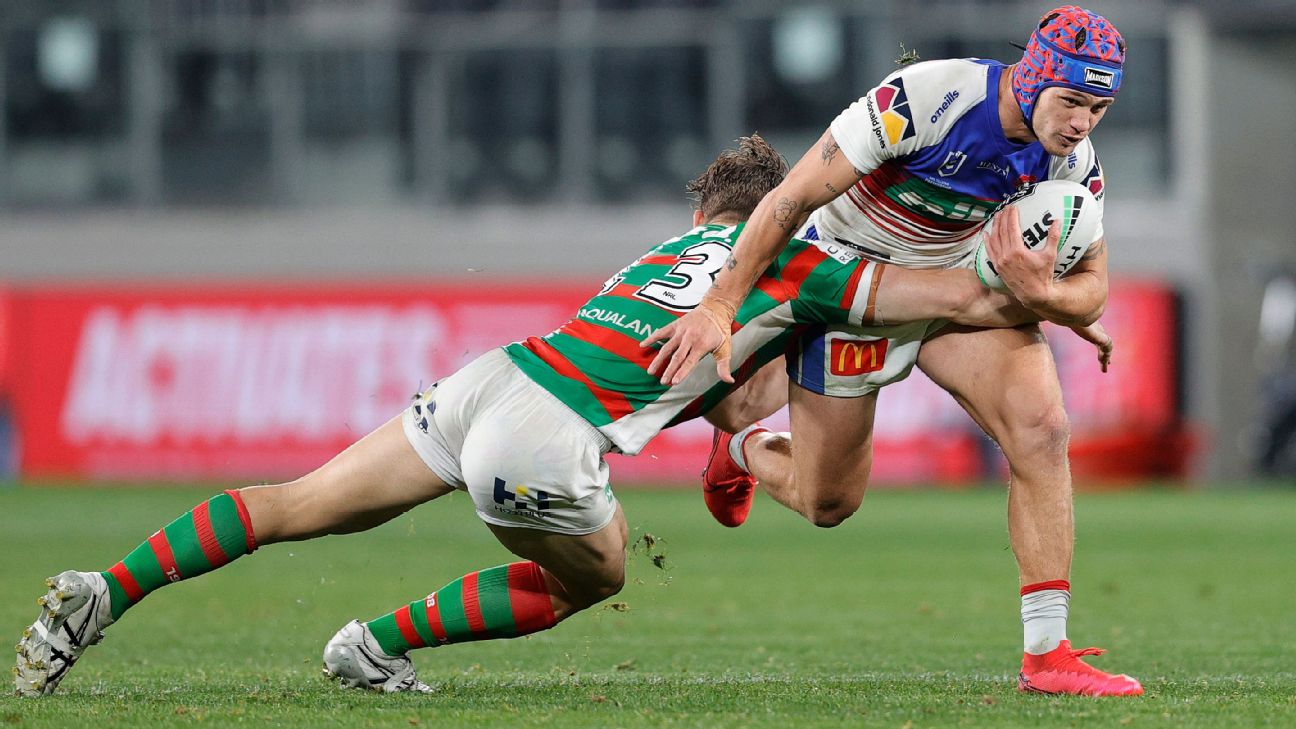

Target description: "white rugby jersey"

left=807, top=58, right=1106, bottom=269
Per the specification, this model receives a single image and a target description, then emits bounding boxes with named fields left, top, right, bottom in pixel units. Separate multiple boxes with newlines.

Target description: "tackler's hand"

left=641, top=297, right=737, bottom=386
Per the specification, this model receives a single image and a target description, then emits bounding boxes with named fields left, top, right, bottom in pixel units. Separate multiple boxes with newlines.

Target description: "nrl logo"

left=1083, top=67, right=1115, bottom=90
left=938, top=150, right=967, bottom=177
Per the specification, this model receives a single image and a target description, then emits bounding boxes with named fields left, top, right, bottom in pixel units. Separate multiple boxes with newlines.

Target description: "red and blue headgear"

left=1012, top=6, right=1125, bottom=124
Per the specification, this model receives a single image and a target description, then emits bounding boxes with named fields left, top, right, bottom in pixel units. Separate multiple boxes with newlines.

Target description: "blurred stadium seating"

left=2, top=0, right=1294, bottom=484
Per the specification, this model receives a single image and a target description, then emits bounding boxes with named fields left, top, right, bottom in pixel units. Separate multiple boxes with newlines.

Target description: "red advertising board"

left=6, top=279, right=1185, bottom=484
left=0, top=286, right=10, bottom=398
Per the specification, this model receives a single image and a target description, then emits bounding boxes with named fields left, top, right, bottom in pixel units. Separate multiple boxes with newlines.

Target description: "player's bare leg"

left=706, top=379, right=875, bottom=528
left=488, top=506, right=629, bottom=617
left=240, top=416, right=455, bottom=543
left=917, top=323, right=1141, bottom=696
left=918, top=325, right=1071, bottom=585
left=704, top=359, right=788, bottom=435
left=741, top=385, right=876, bottom=528
left=15, top=416, right=453, bottom=697
left=326, top=507, right=629, bottom=693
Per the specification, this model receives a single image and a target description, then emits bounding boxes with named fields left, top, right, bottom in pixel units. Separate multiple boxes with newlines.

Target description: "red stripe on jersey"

left=862, top=165, right=966, bottom=227
left=752, top=247, right=829, bottom=307
left=840, top=259, right=869, bottom=311
left=107, top=562, right=144, bottom=603
left=192, top=501, right=231, bottom=568
left=147, top=530, right=181, bottom=583
left=607, top=283, right=641, bottom=299
left=637, top=254, right=677, bottom=266
left=848, top=189, right=932, bottom=245
left=753, top=277, right=785, bottom=304
left=778, top=246, right=829, bottom=298
left=394, top=604, right=424, bottom=648
left=556, top=319, right=656, bottom=369
left=462, top=571, right=488, bottom=636
left=521, top=336, right=635, bottom=420
left=859, top=164, right=989, bottom=234
left=507, top=562, right=557, bottom=634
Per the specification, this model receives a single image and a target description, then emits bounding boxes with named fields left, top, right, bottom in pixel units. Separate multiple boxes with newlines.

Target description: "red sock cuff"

left=224, top=489, right=259, bottom=552
left=1021, top=579, right=1070, bottom=596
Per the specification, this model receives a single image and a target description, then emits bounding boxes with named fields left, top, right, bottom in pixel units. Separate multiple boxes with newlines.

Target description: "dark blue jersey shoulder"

left=898, top=60, right=1061, bottom=203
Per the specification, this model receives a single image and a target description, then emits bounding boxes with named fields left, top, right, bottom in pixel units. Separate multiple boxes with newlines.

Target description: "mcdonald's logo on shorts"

left=829, top=338, right=888, bottom=376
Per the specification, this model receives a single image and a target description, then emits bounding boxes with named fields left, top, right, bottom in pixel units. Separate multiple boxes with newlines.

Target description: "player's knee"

left=807, top=495, right=862, bottom=528
left=1003, top=403, right=1071, bottom=460
left=566, top=562, right=625, bottom=608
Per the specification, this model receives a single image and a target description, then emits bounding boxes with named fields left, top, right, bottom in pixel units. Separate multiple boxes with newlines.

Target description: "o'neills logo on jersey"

left=829, top=338, right=888, bottom=377
left=929, top=90, right=959, bottom=123
left=1083, top=67, right=1115, bottom=90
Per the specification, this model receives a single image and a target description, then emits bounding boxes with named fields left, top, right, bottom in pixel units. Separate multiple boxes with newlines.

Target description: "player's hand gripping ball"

left=974, top=180, right=1101, bottom=292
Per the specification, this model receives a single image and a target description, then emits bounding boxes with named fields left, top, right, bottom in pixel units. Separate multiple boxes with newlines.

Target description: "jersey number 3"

left=634, top=241, right=731, bottom=312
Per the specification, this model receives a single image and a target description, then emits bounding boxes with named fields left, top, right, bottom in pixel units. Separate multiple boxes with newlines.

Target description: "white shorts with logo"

left=786, top=225, right=975, bottom=398
left=401, top=348, right=618, bottom=535
left=785, top=319, right=951, bottom=397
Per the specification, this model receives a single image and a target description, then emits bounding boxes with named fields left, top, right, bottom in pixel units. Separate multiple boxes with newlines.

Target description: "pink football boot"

left=1019, top=640, right=1144, bottom=696
left=701, top=427, right=761, bottom=528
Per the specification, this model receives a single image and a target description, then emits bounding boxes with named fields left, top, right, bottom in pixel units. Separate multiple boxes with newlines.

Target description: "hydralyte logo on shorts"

left=493, top=478, right=552, bottom=516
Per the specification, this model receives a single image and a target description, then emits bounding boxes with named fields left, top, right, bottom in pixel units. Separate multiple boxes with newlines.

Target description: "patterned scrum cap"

left=1011, top=5, right=1126, bottom=124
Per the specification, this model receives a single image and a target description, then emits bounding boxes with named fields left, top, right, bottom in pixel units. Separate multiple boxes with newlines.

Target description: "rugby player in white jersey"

left=15, top=136, right=1051, bottom=697
left=645, top=6, right=1141, bottom=696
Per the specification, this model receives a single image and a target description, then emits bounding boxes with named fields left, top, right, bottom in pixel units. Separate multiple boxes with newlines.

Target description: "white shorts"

left=785, top=319, right=949, bottom=398
left=401, top=348, right=618, bottom=535
left=788, top=224, right=974, bottom=398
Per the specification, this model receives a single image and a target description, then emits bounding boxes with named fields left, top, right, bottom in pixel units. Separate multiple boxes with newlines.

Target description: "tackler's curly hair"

left=686, top=134, right=788, bottom=222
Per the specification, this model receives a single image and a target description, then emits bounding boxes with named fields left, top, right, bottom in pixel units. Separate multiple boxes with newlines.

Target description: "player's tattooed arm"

left=1081, top=238, right=1107, bottom=260
left=773, top=197, right=804, bottom=232
left=821, top=138, right=841, bottom=165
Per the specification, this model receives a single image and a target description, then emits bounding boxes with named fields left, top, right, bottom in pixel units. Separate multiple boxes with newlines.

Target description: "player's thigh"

left=243, top=415, right=454, bottom=542
left=788, top=382, right=878, bottom=509
left=916, top=324, right=1067, bottom=448
left=706, top=357, right=790, bottom=433
left=487, top=505, right=628, bottom=606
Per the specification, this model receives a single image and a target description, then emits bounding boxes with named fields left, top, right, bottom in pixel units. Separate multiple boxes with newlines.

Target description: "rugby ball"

left=973, top=180, right=1102, bottom=292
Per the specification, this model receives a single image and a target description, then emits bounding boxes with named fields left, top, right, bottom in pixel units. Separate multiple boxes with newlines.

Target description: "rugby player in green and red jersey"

left=15, top=136, right=1043, bottom=696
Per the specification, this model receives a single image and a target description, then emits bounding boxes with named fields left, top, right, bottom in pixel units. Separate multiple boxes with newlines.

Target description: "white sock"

left=1022, top=588, right=1070, bottom=655
left=727, top=424, right=765, bottom=472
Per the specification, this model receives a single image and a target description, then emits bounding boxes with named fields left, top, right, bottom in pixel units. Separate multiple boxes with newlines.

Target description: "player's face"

left=1030, top=87, right=1114, bottom=156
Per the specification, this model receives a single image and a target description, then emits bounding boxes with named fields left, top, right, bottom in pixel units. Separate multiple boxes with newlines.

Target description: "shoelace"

left=1069, top=646, right=1106, bottom=659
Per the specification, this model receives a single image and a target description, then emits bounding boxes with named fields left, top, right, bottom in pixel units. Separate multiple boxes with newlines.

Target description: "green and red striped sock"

left=365, top=562, right=558, bottom=656
left=101, top=490, right=257, bottom=621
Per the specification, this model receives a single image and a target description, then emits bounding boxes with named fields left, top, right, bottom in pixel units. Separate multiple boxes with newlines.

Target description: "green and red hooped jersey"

left=503, top=222, right=883, bottom=455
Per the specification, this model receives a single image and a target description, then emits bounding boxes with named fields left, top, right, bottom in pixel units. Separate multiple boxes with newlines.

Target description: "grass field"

left=1, top=484, right=1294, bottom=727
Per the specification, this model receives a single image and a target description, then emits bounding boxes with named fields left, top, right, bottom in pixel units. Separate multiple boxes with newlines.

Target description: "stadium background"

left=2, top=2, right=1296, bottom=725
left=2, top=0, right=1294, bottom=485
